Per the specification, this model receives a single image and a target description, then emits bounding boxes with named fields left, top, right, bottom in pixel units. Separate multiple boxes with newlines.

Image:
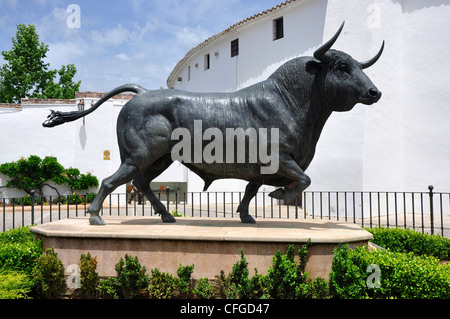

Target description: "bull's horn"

left=314, top=21, right=345, bottom=61
left=360, top=41, right=385, bottom=69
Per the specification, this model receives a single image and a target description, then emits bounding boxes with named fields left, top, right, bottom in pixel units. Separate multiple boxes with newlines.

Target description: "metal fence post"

left=166, top=186, right=170, bottom=213
left=30, top=190, right=35, bottom=225
left=429, top=185, right=434, bottom=235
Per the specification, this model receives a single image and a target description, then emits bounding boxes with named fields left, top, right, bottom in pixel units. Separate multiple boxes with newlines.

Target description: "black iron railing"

left=1, top=186, right=449, bottom=237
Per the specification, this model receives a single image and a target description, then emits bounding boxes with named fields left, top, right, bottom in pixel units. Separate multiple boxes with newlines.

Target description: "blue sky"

left=0, top=0, right=284, bottom=92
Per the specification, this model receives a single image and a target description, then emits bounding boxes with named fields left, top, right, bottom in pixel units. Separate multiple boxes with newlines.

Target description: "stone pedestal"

left=30, top=217, right=372, bottom=280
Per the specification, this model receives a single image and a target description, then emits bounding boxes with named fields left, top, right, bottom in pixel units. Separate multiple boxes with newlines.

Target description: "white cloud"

left=90, top=24, right=130, bottom=47
left=115, top=53, right=129, bottom=61
left=0, top=0, right=286, bottom=92
left=176, top=26, right=209, bottom=47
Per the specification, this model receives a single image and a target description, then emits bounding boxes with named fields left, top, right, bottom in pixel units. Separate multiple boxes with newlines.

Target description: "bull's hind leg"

left=132, top=155, right=176, bottom=223
left=237, top=182, right=262, bottom=224
left=88, top=160, right=140, bottom=225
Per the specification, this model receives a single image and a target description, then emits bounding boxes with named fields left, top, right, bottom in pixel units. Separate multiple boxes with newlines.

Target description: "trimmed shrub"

left=367, top=227, right=450, bottom=260
left=216, top=241, right=327, bottom=299
left=0, top=226, right=43, bottom=276
left=79, top=252, right=99, bottom=299
left=176, top=264, right=194, bottom=298
left=193, top=278, right=215, bottom=299
left=329, top=244, right=450, bottom=299
left=148, top=268, right=176, bottom=299
left=32, top=248, right=65, bottom=299
left=97, top=277, right=119, bottom=299
left=267, top=241, right=312, bottom=299
left=115, top=254, right=149, bottom=299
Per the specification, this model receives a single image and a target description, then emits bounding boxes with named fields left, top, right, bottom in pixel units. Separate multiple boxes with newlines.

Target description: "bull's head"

left=306, top=22, right=384, bottom=111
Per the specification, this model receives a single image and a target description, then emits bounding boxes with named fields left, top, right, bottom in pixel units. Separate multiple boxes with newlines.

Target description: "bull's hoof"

left=269, top=188, right=285, bottom=199
left=161, top=213, right=176, bottom=223
left=89, top=215, right=106, bottom=225
left=240, top=214, right=256, bottom=224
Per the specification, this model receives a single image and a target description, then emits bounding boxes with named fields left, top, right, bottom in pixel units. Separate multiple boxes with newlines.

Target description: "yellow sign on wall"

left=103, top=150, right=110, bottom=160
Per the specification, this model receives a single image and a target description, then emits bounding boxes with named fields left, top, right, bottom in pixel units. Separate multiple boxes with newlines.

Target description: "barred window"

left=273, top=17, right=284, bottom=41
left=204, top=53, right=210, bottom=70
left=231, top=38, right=239, bottom=57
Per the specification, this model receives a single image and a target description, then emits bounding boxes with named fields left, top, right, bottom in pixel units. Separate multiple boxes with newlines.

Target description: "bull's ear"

left=306, top=61, right=322, bottom=75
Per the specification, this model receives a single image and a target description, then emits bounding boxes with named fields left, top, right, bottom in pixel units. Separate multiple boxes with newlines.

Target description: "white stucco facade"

left=167, top=0, right=450, bottom=194
left=0, top=96, right=187, bottom=199
left=1, top=0, right=449, bottom=204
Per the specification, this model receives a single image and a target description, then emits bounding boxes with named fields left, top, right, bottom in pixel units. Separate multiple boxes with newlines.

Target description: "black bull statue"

left=43, top=22, right=384, bottom=225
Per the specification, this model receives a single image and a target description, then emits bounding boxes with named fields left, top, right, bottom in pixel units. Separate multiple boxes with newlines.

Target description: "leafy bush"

left=176, top=264, right=194, bottom=298
left=115, top=254, right=149, bottom=299
left=32, top=248, right=65, bottom=299
left=0, top=225, right=36, bottom=244
left=148, top=268, right=175, bottom=299
left=248, top=268, right=270, bottom=299
left=0, top=226, right=42, bottom=276
left=217, top=249, right=264, bottom=299
left=97, top=277, right=119, bottom=299
left=148, top=264, right=196, bottom=299
left=52, top=193, right=97, bottom=205
left=367, top=227, right=450, bottom=260
left=63, top=168, right=98, bottom=193
left=79, top=252, right=99, bottom=299
left=228, top=249, right=251, bottom=298
left=0, top=270, right=32, bottom=299
left=329, top=244, right=450, bottom=299
left=193, top=278, right=215, bottom=299
left=302, top=276, right=330, bottom=299
left=216, top=241, right=326, bottom=299
left=10, top=196, right=44, bottom=206
left=267, top=241, right=312, bottom=299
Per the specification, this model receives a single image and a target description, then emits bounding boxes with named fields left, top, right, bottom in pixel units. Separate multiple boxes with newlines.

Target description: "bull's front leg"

left=268, top=153, right=311, bottom=202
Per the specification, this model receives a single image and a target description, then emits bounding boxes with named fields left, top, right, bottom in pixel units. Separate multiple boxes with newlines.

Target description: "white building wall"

left=2, top=0, right=449, bottom=207
left=400, top=0, right=450, bottom=192
left=170, top=0, right=450, bottom=195
left=0, top=98, right=189, bottom=200
left=0, top=103, right=79, bottom=198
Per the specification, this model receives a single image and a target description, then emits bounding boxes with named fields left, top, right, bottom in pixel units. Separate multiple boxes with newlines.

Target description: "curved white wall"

left=2, top=0, right=449, bottom=202
left=170, top=0, right=450, bottom=194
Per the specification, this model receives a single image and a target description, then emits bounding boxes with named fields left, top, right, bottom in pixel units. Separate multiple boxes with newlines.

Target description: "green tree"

left=0, top=155, right=98, bottom=199
left=63, top=167, right=99, bottom=194
left=34, top=63, right=81, bottom=99
left=0, top=155, right=65, bottom=197
left=0, top=24, right=81, bottom=103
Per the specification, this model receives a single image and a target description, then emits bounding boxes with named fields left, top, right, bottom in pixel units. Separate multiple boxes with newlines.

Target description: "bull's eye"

left=338, top=63, right=349, bottom=73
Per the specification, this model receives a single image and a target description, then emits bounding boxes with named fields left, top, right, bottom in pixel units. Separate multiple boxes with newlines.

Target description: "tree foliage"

left=0, top=155, right=98, bottom=198
left=0, top=24, right=81, bottom=103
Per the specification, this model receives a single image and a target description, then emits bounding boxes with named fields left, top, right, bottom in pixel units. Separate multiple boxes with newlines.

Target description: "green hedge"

left=329, top=244, right=450, bottom=299
left=366, top=227, right=450, bottom=260
left=0, top=227, right=43, bottom=276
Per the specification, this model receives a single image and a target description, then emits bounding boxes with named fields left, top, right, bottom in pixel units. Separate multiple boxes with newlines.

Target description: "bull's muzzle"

left=362, top=87, right=382, bottom=104
left=369, top=88, right=382, bottom=101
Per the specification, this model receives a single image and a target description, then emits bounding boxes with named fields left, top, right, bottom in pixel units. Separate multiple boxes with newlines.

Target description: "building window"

left=273, top=17, right=284, bottom=41
left=204, top=53, right=210, bottom=70
left=188, top=66, right=191, bottom=81
left=231, top=38, right=239, bottom=57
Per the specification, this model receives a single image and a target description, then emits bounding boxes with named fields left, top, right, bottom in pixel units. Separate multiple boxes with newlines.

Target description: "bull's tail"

left=42, top=84, right=148, bottom=128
